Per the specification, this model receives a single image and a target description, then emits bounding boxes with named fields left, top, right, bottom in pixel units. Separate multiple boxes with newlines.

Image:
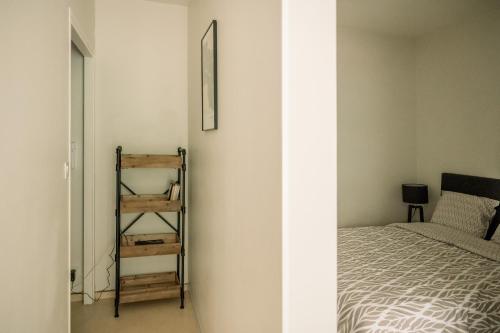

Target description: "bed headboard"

left=441, top=173, right=500, bottom=201
left=441, top=173, right=500, bottom=240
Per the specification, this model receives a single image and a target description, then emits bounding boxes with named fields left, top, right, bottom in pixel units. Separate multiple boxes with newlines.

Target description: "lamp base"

left=408, top=205, right=424, bottom=222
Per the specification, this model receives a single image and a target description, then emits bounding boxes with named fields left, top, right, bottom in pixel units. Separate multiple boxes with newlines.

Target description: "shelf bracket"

left=121, top=182, right=136, bottom=195
left=155, top=213, right=178, bottom=233
left=121, top=213, right=145, bottom=235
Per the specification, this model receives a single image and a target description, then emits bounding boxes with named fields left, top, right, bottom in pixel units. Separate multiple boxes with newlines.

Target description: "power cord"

left=71, top=242, right=116, bottom=302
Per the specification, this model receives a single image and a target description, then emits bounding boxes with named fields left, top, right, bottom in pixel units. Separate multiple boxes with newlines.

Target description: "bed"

left=338, top=173, right=500, bottom=332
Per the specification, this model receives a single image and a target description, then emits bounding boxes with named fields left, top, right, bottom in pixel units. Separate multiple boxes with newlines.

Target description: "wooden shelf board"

left=120, top=271, right=180, bottom=304
left=120, top=233, right=180, bottom=258
left=120, top=194, right=181, bottom=213
left=121, top=154, right=182, bottom=169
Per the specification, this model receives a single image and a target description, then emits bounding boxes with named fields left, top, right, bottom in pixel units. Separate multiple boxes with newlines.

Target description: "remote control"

left=135, top=239, right=164, bottom=246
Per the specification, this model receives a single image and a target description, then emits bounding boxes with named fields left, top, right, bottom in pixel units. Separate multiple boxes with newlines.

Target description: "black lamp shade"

left=402, top=184, right=428, bottom=204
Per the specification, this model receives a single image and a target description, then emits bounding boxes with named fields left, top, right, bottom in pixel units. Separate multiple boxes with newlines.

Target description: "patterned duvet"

left=338, top=223, right=500, bottom=333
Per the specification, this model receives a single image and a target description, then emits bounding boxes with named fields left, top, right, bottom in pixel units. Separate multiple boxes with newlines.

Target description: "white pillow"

left=430, top=191, right=499, bottom=238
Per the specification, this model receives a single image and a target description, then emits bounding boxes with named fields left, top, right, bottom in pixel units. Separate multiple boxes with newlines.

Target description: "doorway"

left=70, top=42, right=85, bottom=299
left=69, top=16, right=96, bottom=314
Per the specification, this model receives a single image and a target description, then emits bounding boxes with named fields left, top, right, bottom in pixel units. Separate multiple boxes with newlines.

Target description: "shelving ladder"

left=115, top=146, right=186, bottom=318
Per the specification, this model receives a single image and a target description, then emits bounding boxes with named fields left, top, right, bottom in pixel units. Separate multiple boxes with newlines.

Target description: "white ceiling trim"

left=144, top=0, right=191, bottom=6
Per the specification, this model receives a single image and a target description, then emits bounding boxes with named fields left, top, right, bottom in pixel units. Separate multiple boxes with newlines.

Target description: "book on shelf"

left=169, top=182, right=181, bottom=201
left=166, top=182, right=174, bottom=198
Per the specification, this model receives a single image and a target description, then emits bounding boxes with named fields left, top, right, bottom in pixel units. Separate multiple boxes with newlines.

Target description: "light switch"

left=64, top=162, right=70, bottom=180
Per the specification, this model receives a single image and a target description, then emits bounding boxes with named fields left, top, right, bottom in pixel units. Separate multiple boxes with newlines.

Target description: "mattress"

left=338, top=223, right=500, bottom=333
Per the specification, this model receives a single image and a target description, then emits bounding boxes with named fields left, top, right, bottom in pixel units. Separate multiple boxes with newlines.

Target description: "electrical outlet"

left=70, top=269, right=76, bottom=282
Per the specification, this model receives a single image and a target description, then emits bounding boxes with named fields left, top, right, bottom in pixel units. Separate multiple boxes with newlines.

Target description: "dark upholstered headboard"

left=441, top=173, right=500, bottom=239
left=441, top=173, right=500, bottom=200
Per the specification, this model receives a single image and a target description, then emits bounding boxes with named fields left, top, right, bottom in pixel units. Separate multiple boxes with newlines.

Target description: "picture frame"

left=201, top=20, right=218, bottom=131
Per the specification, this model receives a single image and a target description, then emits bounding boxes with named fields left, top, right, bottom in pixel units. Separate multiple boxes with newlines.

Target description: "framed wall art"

left=201, top=20, right=218, bottom=131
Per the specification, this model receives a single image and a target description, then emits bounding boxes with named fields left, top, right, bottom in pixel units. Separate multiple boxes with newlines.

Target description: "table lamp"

left=402, top=184, right=428, bottom=222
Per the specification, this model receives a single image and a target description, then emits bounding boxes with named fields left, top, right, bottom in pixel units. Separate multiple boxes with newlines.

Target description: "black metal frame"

left=201, top=19, right=218, bottom=131
left=179, top=147, right=186, bottom=309
left=114, top=146, right=187, bottom=318
left=407, top=204, right=424, bottom=223
left=115, top=146, right=122, bottom=318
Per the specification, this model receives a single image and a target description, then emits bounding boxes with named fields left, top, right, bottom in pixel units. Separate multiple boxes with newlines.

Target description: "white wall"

left=415, top=12, right=500, bottom=214
left=0, top=0, right=94, bottom=331
left=94, top=0, right=188, bottom=290
left=283, top=0, right=337, bottom=331
left=69, top=0, right=95, bottom=52
left=339, top=5, right=500, bottom=226
left=188, top=0, right=282, bottom=332
left=338, top=27, right=416, bottom=227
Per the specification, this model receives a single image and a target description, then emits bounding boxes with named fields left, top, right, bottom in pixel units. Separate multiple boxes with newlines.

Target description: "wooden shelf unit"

left=115, top=146, right=186, bottom=318
left=121, top=154, right=182, bottom=169
left=120, top=233, right=180, bottom=258
left=120, top=271, right=180, bottom=304
left=120, top=195, right=181, bottom=213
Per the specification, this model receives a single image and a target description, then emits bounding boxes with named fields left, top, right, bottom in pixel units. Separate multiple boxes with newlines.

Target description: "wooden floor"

left=71, top=294, right=199, bottom=333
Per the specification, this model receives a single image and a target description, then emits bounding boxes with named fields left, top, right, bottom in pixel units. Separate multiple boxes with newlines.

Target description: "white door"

left=71, top=42, right=84, bottom=293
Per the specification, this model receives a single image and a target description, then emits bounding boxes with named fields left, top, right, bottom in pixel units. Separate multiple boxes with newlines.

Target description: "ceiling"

left=338, top=0, right=500, bottom=37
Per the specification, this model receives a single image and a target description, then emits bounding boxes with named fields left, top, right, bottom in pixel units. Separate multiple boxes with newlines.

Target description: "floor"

left=71, top=294, right=200, bottom=333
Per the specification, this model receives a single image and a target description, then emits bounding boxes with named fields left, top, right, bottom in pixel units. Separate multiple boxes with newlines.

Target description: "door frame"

left=68, top=9, right=96, bottom=308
